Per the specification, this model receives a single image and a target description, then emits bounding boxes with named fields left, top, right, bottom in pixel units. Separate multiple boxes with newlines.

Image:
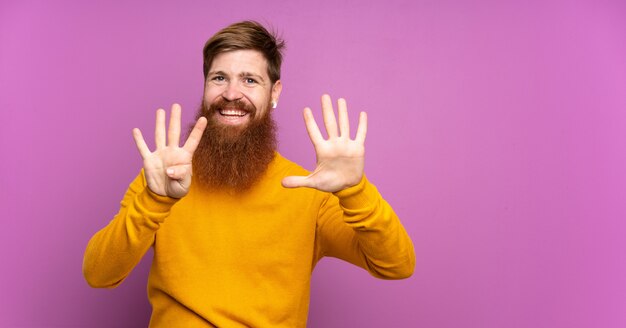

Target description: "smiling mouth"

left=219, top=108, right=249, bottom=117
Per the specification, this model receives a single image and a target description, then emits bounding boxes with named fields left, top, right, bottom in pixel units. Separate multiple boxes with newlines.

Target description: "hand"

left=282, top=94, right=367, bottom=192
left=132, top=104, right=207, bottom=198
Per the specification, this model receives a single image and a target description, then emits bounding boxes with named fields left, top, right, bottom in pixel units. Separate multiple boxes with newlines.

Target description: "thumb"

left=166, top=165, right=190, bottom=181
left=281, top=175, right=316, bottom=189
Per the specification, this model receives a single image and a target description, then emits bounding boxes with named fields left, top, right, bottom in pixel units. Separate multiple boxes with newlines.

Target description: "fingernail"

left=166, top=168, right=174, bottom=175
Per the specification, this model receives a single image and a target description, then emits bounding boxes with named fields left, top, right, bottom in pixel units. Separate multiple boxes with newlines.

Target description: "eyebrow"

left=207, top=70, right=266, bottom=83
left=240, top=71, right=265, bottom=83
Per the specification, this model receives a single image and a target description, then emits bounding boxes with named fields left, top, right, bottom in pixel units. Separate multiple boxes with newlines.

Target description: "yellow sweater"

left=83, top=153, right=415, bottom=327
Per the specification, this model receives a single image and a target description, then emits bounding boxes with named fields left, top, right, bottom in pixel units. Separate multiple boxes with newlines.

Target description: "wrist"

left=136, top=187, right=180, bottom=214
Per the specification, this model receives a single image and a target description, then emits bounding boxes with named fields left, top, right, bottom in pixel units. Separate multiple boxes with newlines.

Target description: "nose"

left=222, top=81, right=243, bottom=101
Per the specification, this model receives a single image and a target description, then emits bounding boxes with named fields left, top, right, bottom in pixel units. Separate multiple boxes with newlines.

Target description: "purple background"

left=1, top=0, right=625, bottom=327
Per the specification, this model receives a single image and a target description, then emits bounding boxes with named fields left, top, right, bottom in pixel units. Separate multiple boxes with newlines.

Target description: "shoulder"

left=270, top=152, right=311, bottom=177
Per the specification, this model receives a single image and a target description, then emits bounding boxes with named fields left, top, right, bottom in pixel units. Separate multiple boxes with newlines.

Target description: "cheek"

left=251, top=96, right=271, bottom=115
left=203, top=88, right=222, bottom=103
left=252, top=90, right=272, bottom=107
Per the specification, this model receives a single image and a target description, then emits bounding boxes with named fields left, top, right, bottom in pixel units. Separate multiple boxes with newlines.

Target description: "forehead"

left=209, top=50, right=269, bottom=77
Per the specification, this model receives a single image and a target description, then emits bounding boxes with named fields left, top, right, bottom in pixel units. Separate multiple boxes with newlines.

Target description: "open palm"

left=282, top=95, right=367, bottom=193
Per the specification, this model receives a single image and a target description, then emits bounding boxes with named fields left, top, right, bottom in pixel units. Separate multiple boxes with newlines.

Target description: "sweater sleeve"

left=82, top=172, right=179, bottom=288
left=315, top=176, right=415, bottom=279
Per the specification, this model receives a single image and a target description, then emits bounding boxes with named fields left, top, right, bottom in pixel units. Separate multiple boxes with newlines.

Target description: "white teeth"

left=220, top=109, right=247, bottom=116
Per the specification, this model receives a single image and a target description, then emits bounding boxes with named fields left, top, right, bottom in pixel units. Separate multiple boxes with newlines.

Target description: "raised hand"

left=132, top=104, right=207, bottom=198
left=282, top=94, right=367, bottom=193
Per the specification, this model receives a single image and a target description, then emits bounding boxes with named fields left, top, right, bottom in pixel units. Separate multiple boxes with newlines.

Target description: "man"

left=83, top=21, right=415, bottom=327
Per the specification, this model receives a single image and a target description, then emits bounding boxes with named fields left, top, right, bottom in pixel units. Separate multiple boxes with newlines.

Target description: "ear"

left=271, top=80, right=282, bottom=108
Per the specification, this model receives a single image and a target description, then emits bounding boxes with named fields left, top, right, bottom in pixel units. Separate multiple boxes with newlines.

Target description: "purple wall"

left=2, top=0, right=625, bottom=327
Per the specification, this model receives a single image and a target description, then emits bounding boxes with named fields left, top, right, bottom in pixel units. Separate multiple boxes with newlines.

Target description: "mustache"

left=205, top=98, right=257, bottom=117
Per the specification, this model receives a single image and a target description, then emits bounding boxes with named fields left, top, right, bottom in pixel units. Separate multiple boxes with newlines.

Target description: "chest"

left=153, top=189, right=322, bottom=270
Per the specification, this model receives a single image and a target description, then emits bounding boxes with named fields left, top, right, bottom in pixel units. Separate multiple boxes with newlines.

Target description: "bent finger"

left=166, top=164, right=190, bottom=181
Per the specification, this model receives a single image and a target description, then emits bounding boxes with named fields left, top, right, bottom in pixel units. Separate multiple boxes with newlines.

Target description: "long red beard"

left=190, top=99, right=277, bottom=191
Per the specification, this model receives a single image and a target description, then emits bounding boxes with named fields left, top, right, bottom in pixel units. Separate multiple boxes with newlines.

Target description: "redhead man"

left=84, top=21, right=414, bottom=327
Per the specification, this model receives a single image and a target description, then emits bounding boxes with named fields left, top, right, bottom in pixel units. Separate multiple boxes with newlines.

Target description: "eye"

left=212, top=75, right=225, bottom=82
left=244, top=78, right=257, bottom=84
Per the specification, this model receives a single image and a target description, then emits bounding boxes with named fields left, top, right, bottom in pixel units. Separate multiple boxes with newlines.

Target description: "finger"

left=182, top=117, right=208, bottom=153
left=321, top=94, right=338, bottom=138
left=166, top=164, right=190, bottom=181
left=355, top=111, right=367, bottom=144
left=303, top=107, right=324, bottom=145
left=281, top=175, right=316, bottom=189
left=155, top=108, right=166, bottom=149
left=337, top=98, right=350, bottom=138
left=168, top=104, right=182, bottom=147
left=132, top=128, right=151, bottom=159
